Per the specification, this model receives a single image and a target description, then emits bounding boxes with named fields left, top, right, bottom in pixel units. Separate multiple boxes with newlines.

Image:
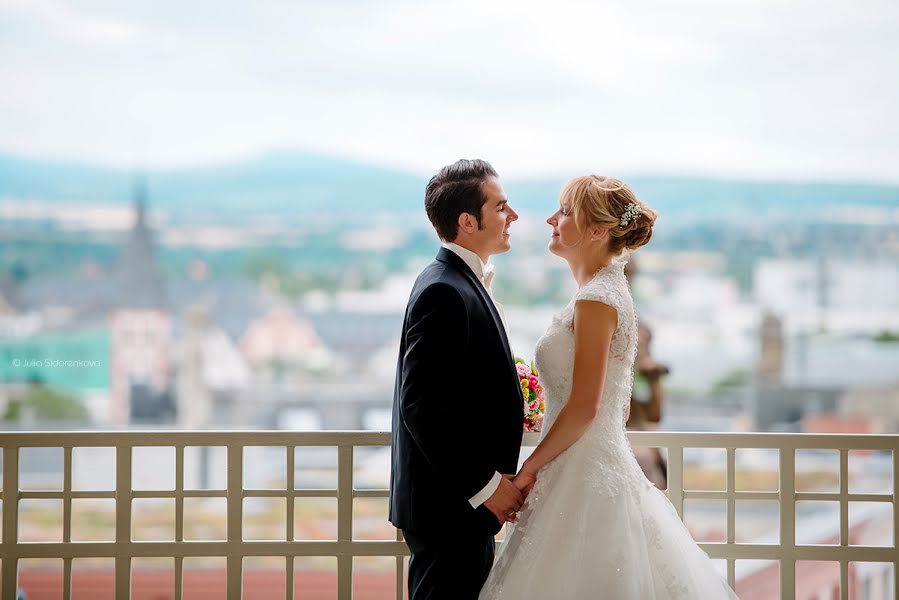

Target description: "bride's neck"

left=569, top=251, right=615, bottom=287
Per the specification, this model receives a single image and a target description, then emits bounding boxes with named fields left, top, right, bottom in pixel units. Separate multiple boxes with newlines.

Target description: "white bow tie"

left=482, top=266, right=495, bottom=290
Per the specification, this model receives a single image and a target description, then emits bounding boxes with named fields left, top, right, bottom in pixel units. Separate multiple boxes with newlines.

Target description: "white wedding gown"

left=479, top=255, right=738, bottom=599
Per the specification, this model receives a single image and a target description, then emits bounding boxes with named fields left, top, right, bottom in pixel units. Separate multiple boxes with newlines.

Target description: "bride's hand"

left=512, top=467, right=537, bottom=498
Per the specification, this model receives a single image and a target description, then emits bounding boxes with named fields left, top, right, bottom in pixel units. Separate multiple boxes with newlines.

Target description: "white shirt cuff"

left=468, top=471, right=502, bottom=508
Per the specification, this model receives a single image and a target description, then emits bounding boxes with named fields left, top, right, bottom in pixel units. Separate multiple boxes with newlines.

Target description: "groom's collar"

left=441, top=242, right=494, bottom=285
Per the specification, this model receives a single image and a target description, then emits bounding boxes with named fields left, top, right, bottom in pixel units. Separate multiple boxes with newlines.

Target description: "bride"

left=479, top=176, right=738, bottom=599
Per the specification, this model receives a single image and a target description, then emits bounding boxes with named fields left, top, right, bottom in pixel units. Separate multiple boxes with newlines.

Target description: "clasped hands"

left=483, top=467, right=538, bottom=525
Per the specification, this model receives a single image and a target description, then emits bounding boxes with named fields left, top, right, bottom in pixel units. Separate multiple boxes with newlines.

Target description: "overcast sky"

left=1, top=0, right=897, bottom=181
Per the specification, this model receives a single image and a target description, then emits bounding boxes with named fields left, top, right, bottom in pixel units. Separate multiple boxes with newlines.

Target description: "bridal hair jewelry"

left=619, top=202, right=642, bottom=227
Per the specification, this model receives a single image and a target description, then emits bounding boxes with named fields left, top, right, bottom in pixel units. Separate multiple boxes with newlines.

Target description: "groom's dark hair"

left=425, top=159, right=498, bottom=242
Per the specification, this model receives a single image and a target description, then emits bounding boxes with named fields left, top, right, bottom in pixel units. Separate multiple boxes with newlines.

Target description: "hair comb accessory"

left=619, top=202, right=642, bottom=227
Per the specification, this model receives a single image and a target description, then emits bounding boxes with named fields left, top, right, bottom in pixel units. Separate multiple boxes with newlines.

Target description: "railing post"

left=893, top=447, right=898, bottom=600
left=115, top=445, right=133, bottom=599
left=175, top=445, right=184, bottom=600
left=839, top=449, right=849, bottom=600
left=337, top=444, right=353, bottom=599
left=726, top=447, right=736, bottom=589
left=779, top=445, right=796, bottom=600
left=227, top=444, right=244, bottom=600
left=667, top=446, right=684, bottom=518
left=286, top=445, right=295, bottom=600
left=2, top=447, right=20, bottom=600
left=396, top=529, right=404, bottom=600
left=63, top=446, right=72, bottom=600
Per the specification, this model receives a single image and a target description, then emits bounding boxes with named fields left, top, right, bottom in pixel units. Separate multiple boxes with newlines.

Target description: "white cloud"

left=0, top=0, right=897, bottom=181
left=0, top=0, right=141, bottom=42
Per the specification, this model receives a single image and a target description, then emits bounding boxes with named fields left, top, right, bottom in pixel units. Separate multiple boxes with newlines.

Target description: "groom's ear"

left=457, top=212, right=478, bottom=235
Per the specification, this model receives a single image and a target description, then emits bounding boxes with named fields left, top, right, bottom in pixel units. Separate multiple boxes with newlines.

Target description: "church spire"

left=117, top=170, right=166, bottom=309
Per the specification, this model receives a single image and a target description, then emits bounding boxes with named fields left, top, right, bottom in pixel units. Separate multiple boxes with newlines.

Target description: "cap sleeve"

left=573, top=272, right=625, bottom=319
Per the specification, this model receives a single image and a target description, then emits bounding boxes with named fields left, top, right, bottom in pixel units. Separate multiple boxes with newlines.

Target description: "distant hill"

left=0, top=152, right=426, bottom=217
left=504, top=177, right=899, bottom=225
left=2, top=152, right=898, bottom=224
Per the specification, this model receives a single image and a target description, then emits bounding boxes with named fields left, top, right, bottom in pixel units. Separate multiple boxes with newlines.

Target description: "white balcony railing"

left=0, top=431, right=896, bottom=599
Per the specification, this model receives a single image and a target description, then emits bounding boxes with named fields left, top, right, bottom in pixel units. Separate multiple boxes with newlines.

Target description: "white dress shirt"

left=442, top=242, right=507, bottom=509
left=442, top=242, right=508, bottom=333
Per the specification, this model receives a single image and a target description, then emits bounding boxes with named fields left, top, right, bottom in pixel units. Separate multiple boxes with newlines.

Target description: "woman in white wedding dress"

left=479, top=176, right=738, bottom=599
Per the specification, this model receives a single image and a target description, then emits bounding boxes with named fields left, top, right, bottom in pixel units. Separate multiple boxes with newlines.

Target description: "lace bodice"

left=532, top=254, right=645, bottom=496
left=535, top=256, right=637, bottom=433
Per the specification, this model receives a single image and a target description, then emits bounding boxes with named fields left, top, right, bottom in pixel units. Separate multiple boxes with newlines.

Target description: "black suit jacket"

left=389, top=248, right=524, bottom=536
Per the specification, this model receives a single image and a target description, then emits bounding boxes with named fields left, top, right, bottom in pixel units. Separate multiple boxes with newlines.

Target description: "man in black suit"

left=390, top=159, right=526, bottom=599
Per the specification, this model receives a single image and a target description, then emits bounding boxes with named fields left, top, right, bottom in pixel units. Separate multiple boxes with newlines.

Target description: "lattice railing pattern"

left=0, top=431, right=896, bottom=599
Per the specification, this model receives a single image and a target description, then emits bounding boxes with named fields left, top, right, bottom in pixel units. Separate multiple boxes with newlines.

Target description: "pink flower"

left=528, top=375, right=539, bottom=391
left=523, top=400, right=530, bottom=415
left=516, top=363, right=531, bottom=378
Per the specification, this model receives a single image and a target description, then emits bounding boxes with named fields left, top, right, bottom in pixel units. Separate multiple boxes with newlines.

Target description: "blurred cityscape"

left=2, top=152, right=897, bottom=599
left=2, top=153, right=898, bottom=436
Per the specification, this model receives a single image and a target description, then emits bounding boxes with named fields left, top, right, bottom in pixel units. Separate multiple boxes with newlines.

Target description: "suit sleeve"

left=399, top=282, right=498, bottom=502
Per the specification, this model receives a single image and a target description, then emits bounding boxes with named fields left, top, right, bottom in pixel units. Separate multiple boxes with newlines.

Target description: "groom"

left=389, top=159, right=526, bottom=599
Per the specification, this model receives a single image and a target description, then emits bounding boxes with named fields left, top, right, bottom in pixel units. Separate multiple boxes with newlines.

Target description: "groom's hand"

left=483, top=476, right=524, bottom=525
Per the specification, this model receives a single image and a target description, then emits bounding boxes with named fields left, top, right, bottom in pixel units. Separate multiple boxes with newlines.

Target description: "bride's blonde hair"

left=561, top=175, right=657, bottom=254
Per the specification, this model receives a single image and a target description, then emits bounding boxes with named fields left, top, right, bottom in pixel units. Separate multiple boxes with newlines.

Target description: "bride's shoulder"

left=573, top=265, right=629, bottom=312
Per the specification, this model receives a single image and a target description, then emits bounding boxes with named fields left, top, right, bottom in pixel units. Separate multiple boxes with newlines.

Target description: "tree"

left=873, top=330, right=899, bottom=343
left=3, top=383, right=90, bottom=422
left=712, top=368, right=750, bottom=395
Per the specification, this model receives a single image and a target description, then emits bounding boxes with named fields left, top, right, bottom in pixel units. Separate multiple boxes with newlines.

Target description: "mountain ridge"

left=2, top=152, right=898, bottom=223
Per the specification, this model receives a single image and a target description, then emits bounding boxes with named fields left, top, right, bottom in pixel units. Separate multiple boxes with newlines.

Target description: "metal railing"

left=0, top=430, right=896, bottom=599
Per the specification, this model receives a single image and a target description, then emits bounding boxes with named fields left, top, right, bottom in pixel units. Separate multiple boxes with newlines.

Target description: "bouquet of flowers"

left=515, top=357, right=545, bottom=432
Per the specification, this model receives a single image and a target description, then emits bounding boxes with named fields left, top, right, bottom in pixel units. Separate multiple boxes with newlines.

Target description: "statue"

left=625, top=259, right=670, bottom=490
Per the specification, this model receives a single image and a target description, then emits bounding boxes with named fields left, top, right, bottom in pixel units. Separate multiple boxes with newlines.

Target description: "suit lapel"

left=435, top=248, right=518, bottom=378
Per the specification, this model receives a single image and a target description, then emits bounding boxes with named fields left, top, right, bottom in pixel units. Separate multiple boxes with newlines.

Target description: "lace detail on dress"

left=534, top=259, right=638, bottom=440
left=572, top=266, right=631, bottom=363
left=657, top=564, right=691, bottom=599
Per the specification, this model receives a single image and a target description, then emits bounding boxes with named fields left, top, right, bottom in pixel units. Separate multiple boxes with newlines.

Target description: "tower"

left=758, top=312, right=784, bottom=385
left=108, top=174, right=172, bottom=425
